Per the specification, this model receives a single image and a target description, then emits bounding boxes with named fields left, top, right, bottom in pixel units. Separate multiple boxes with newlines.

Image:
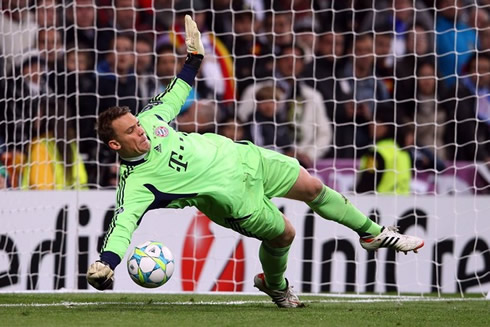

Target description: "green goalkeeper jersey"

left=101, top=78, right=264, bottom=260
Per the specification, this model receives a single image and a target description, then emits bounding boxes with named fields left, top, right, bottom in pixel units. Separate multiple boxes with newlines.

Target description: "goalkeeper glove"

left=87, top=260, right=114, bottom=291
left=184, top=14, right=205, bottom=56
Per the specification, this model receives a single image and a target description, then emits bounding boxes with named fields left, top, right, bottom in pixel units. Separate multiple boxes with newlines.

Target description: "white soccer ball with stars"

left=127, top=241, right=175, bottom=288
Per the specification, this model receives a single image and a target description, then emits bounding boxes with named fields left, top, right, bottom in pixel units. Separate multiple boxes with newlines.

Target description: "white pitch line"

left=0, top=297, right=486, bottom=307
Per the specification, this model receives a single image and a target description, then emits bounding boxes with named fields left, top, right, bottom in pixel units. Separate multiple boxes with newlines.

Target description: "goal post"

left=0, top=0, right=489, bottom=296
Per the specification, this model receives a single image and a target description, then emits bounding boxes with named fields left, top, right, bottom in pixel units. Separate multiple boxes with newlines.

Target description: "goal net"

left=0, top=0, right=489, bottom=296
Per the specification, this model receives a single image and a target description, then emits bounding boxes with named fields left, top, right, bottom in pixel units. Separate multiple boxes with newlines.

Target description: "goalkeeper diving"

left=87, top=15, right=424, bottom=308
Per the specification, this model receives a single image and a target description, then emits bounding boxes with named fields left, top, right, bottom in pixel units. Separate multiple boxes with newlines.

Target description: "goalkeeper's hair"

left=97, top=106, right=131, bottom=145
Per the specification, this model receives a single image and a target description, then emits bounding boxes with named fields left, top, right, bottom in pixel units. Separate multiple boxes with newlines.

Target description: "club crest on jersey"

left=154, top=126, right=169, bottom=137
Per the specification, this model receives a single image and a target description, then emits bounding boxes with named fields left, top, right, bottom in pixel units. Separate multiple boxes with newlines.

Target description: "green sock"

left=307, top=185, right=382, bottom=236
left=259, top=242, right=290, bottom=290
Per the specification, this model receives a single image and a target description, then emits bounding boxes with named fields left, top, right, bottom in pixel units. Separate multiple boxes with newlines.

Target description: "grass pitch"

left=0, top=293, right=488, bottom=327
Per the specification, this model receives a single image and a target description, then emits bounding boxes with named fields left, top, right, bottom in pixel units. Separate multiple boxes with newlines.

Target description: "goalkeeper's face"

left=109, top=113, right=151, bottom=157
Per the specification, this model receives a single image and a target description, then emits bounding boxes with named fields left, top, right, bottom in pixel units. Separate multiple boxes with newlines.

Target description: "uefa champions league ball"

left=127, top=241, right=175, bottom=288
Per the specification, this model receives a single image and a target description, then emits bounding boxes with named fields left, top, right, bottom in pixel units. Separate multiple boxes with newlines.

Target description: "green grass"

left=0, top=293, right=488, bottom=327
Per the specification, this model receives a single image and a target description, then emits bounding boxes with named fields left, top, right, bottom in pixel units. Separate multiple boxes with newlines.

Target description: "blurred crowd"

left=0, top=0, right=489, bottom=192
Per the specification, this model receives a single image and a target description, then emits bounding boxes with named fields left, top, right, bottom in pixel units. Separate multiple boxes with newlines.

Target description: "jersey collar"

left=120, top=152, right=148, bottom=166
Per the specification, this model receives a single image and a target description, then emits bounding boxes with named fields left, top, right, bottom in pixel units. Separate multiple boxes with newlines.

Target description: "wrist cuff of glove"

left=100, top=251, right=120, bottom=270
left=177, top=56, right=202, bottom=86
left=184, top=53, right=203, bottom=70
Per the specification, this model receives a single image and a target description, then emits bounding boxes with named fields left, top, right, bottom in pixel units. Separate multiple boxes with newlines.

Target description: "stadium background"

left=0, top=0, right=489, bottom=296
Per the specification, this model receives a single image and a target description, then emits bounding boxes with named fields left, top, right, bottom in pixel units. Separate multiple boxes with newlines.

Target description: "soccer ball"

left=127, top=241, right=175, bottom=288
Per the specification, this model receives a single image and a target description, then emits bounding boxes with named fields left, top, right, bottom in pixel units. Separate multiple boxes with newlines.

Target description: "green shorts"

left=226, top=144, right=300, bottom=241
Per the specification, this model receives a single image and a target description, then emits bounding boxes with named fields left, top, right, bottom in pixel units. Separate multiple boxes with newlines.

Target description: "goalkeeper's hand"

left=87, top=260, right=114, bottom=291
left=184, top=14, right=205, bottom=56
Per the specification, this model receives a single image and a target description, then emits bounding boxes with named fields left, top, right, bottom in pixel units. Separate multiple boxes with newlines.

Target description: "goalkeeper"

left=87, top=15, right=424, bottom=308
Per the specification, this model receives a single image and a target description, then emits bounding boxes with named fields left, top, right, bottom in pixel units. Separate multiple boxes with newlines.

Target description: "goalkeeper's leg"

left=284, top=167, right=424, bottom=253
left=285, top=167, right=382, bottom=235
left=254, top=216, right=304, bottom=308
left=234, top=198, right=303, bottom=308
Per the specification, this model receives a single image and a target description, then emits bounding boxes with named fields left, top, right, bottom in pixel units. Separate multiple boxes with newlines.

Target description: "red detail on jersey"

left=181, top=212, right=245, bottom=291
left=154, top=126, right=169, bottom=137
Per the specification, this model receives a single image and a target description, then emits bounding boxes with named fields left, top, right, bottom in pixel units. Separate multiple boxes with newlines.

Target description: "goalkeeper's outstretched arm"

left=87, top=15, right=205, bottom=291
left=139, top=15, right=205, bottom=123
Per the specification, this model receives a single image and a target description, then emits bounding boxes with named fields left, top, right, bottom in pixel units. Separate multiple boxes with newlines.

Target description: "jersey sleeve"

left=100, top=182, right=155, bottom=262
left=138, top=77, right=192, bottom=123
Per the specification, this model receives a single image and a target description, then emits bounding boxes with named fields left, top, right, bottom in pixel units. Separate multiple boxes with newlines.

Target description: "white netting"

left=0, top=0, right=488, bottom=192
left=0, top=0, right=489, bottom=294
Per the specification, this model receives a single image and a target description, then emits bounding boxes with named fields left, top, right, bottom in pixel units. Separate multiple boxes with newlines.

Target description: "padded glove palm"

left=184, top=14, right=205, bottom=56
left=87, top=260, right=114, bottom=290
